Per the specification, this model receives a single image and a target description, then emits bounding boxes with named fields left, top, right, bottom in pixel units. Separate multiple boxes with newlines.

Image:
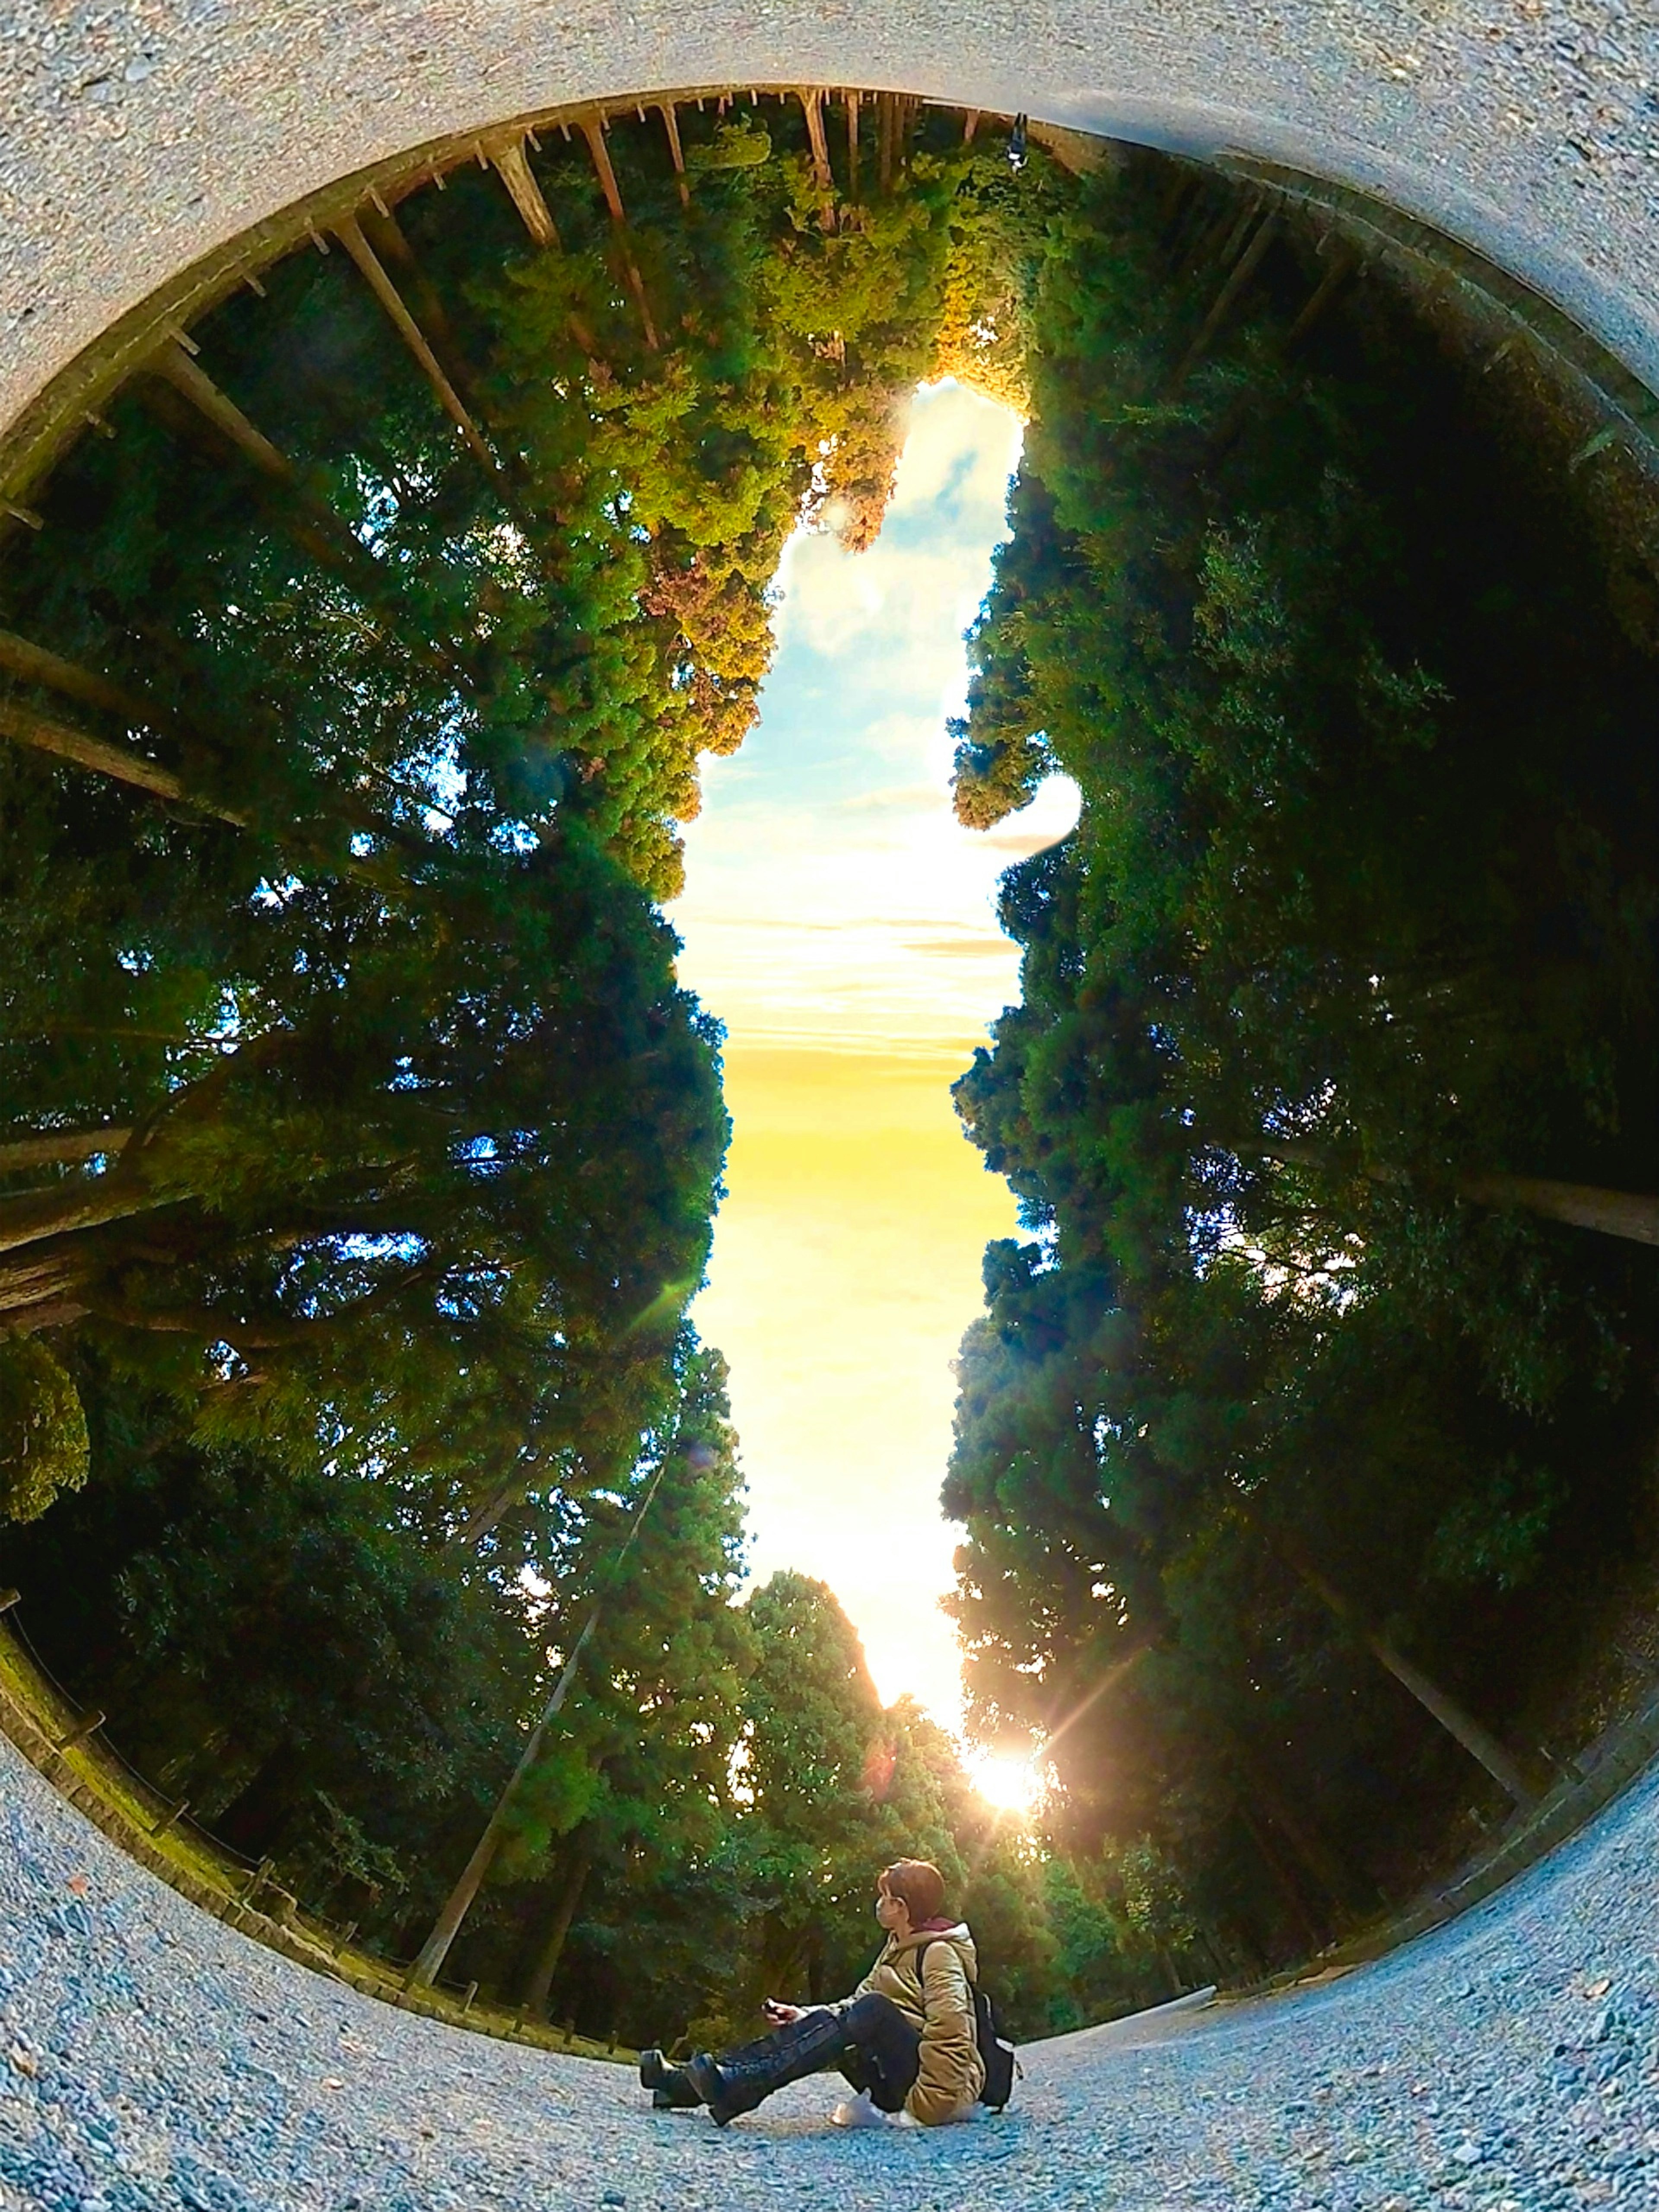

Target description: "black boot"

left=686, top=2008, right=851, bottom=2126
left=639, top=2048, right=700, bottom=2110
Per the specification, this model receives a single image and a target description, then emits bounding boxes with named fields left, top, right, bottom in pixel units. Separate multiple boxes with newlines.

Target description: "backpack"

left=913, top=1939, right=1017, bottom=2110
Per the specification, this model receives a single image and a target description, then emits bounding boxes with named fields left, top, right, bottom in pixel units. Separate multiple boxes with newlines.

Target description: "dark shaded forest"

left=3, top=94, right=1658, bottom=2042
left=947, top=154, right=1659, bottom=1973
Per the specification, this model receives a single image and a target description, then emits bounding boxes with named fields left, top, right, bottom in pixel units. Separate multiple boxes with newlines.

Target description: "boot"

left=639, top=2048, right=700, bottom=2110
left=686, top=2007, right=852, bottom=2126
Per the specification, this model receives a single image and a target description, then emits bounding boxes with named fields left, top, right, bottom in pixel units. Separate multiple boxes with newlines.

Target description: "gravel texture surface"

left=3, top=0, right=1659, bottom=439
left=2, top=1729, right=1658, bottom=2210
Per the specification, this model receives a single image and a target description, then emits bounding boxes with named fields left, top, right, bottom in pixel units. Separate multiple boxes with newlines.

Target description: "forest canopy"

left=3, top=95, right=1659, bottom=2040
left=0, top=96, right=1138, bottom=2041
left=945, top=154, right=1659, bottom=1966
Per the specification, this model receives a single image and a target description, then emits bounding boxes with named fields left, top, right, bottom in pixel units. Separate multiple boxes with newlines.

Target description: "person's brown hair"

left=881, top=1859, right=947, bottom=1923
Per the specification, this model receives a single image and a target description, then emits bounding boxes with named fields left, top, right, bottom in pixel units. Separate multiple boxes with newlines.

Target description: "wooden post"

left=492, top=137, right=561, bottom=248
left=59, top=1709, right=105, bottom=1751
left=334, top=218, right=497, bottom=474
left=582, top=118, right=626, bottom=224
left=340, top=1920, right=359, bottom=1946
left=963, top=109, right=979, bottom=143
left=461, top=1980, right=478, bottom=2014
left=151, top=1798, right=189, bottom=1836
left=658, top=102, right=690, bottom=207
left=845, top=90, right=860, bottom=199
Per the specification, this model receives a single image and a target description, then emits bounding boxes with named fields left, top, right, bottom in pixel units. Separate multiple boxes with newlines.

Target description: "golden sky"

left=670, top=383, right=1076, bottom=1731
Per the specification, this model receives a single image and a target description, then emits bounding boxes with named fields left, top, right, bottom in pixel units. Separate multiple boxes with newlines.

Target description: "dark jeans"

left=829, top=1991, right=923, bottom=2112
left=721, top=1992, right=922, bottom=2113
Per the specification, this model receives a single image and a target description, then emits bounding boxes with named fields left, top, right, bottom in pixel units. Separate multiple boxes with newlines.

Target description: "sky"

left=669, top=381, right=1077, bottom=1732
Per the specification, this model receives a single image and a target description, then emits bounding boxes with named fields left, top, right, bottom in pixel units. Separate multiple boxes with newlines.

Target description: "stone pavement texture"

left=1, top=1727, right=1657, bottom=2210
left=1, top=0, right=1659, bottom=440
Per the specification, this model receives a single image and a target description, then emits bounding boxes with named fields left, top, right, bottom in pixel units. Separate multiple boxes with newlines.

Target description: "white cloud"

left=668, top=382, right=1047, bottom=1726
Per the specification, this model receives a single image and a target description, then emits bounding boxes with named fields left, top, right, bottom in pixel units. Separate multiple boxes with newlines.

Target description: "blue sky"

left=669, top=381, right=1076, bottom=1728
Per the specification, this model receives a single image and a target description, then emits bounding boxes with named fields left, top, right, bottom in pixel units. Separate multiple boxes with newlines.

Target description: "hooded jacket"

left=852, top=1922, right=984, bottom=2124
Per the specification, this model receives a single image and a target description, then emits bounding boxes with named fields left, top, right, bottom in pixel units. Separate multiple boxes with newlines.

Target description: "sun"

left=967, top=1748, right=1047, bottom=1820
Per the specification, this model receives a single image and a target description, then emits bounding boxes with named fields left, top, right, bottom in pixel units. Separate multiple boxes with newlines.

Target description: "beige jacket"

left=852, top=1923, right=984, bottom=2125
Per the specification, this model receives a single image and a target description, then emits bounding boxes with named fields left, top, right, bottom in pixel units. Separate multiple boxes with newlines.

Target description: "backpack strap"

left=910, top=1939, right=933, bottom=2014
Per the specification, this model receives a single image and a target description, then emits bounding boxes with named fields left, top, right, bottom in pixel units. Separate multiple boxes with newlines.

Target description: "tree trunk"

left=1236, top=1799, right=1327, bottom=1952
left=1226, top=1729, right=1362, bottom=1910
left=1460, top=1173, right=1659, bottom=1247
left=0, top=629, right=161, bottom=730
left=656, top=103, right=689, bottom=208
left=151, top=339, right=295, bottom=481
left=409, top=1456, right=669, bottom=1986
left=0, top=1172, right=170, bottom=1259
left=408, top=1606, right=602, bottom=1986
left=446, top=1477, right=525, bottom=1549
left=1364, top=1623, right=1535, bottom=1806
left=1169, top=215, right=1279, bottom=393
left=1283, top=1539, right=1535, bottom=1806
left=0, top=1128, right=132, bottom=1173
left=139, top=376, right=474, bottom=692
left=334, top=217, right=497, bottom=475
left=491, top=137, right=562, bottom=247
left=619, top=247, right=661, bottom=352
left=0, top=696, right=243, bottom=823
left=582, top=119, right=626, bottom=224
left=800, top=90, right=833, bottom=196
left=521, top=1846, right=593, bottom=2016
left=0, top=1246, right=87, bottom=1328
left=1248, top=1135, right=1659, bottom=1249
left=214, top=1739, right=303, bottom=1857
left=877, top=92, right=897, bottom=194
left=1284, top=249, right=1358, bottom=352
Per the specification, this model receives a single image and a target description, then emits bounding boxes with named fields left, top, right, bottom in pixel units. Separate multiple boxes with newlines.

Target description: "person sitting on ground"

left=638, top=1858, right=985, bottom=2128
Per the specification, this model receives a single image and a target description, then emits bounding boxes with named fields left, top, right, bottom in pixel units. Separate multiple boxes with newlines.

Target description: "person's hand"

left=762, top=1998, right=804, bottom=2025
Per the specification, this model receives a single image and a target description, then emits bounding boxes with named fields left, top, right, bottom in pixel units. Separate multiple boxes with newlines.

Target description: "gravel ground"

left=2, top=1730, right=1658, bottom=2210
left=3, top=0, right=1659, bottom=438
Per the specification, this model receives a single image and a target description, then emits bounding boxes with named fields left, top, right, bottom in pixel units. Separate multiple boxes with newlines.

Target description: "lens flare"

left=968, top=1749, right=1046, bottom=1818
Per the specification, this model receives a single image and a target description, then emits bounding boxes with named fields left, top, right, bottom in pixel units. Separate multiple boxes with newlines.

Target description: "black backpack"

left=914, top=1939, right=1017, bottom=2110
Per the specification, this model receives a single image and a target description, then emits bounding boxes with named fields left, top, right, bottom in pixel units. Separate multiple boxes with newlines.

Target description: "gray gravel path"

left=3, top=0, right=1659, bottom=440
left=2, top=1729, right=1657, bottom=2210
